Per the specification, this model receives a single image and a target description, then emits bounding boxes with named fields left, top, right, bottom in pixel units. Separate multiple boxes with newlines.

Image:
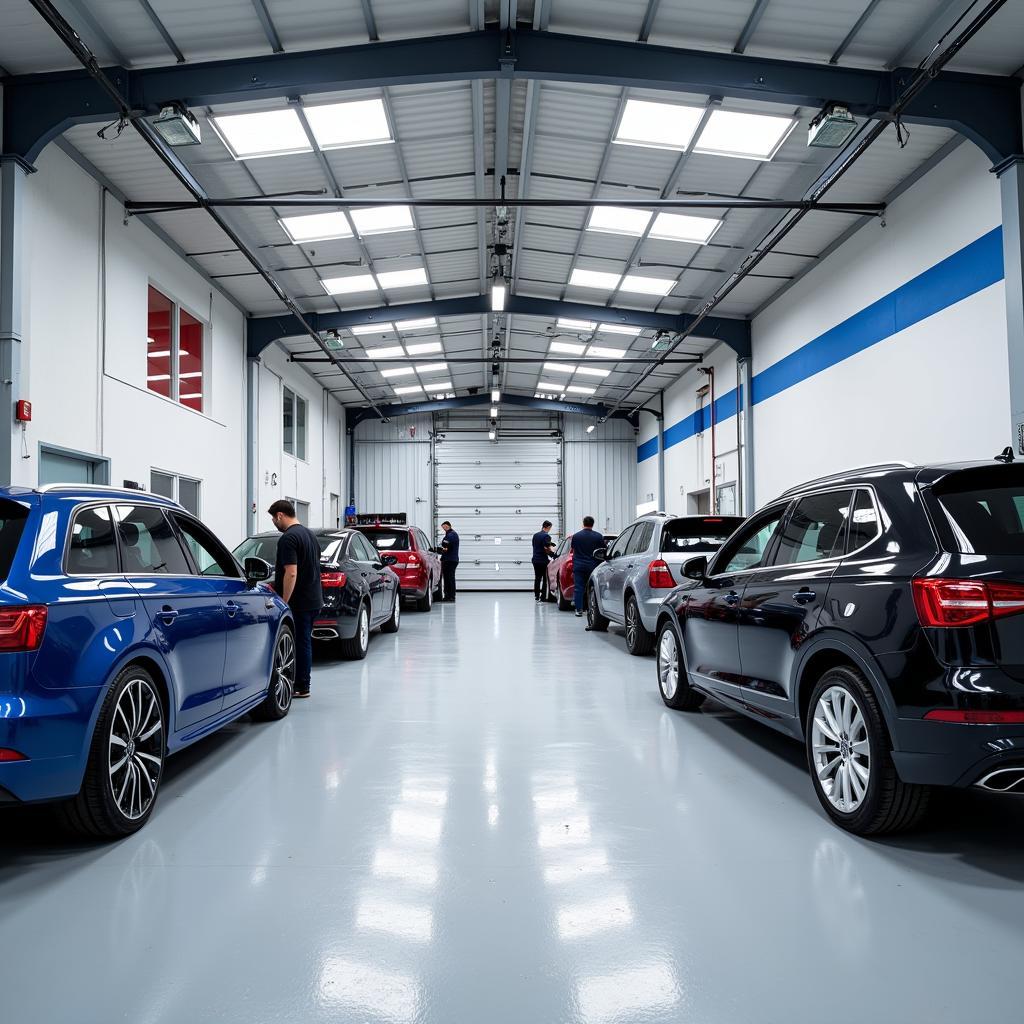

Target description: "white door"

left=434, top=432, right=562, bottom=591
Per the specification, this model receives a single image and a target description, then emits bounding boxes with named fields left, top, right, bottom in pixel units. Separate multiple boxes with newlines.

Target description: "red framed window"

left=147, top=285, right=205, bottom=412
left=147, top=287, right=173, bottom=401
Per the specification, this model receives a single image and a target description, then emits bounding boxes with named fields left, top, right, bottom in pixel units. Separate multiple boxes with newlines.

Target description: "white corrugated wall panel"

left=353, top=414, right=433, bottom=533
left=563, top=417, right=637, bottom=538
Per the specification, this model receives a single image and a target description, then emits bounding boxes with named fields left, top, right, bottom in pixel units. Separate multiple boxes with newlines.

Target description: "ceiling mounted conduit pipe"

left=26, top=0, right=388, bottom=426
left=698, top=367, right=716, bottom=513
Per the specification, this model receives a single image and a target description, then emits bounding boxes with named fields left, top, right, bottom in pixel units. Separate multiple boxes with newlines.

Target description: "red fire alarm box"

left=15, top=400, right=32, bottom=423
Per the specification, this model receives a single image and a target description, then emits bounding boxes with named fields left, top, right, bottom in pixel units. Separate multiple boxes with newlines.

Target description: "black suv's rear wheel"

left=806, top=666, right=930, bottom=835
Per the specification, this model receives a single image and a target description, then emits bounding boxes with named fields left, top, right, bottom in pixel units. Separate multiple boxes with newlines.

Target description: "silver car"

left=586, top=513, right=744, bottom=655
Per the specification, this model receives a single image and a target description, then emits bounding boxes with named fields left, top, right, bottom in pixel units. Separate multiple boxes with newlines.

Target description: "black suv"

left=654, top=457, right=1024, bottom=836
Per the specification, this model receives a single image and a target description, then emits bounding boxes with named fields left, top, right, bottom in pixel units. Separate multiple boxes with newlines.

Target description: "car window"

left=67, top=505, right=119, bottom=575
left=115, top=505, right=190, bottom=575
left=626, top=522, right=653, bottom=555
left=771, top=490, right=854, bottom=566
left=233, top=536, right=279, bottom=563
left=351, top=534, right=378, bottom=562
left=361, top=529, right=410, bottom=551
left=172, top=514, right=240, bottom=578
left=0, top=500, right=28, bottom=581
left=607, top=526, right=635, bottom=559
left=847, top=490, right=880, bottom=553
left=929, top=467, right=1024, bottom=555
left=661, top=517, right=741, bottom=554
left=714, top=509, right=787, bottom=575
left=556, top=538, right=569, bottom=557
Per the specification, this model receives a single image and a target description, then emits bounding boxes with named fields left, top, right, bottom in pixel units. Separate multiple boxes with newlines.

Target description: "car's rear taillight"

left=924, top=709, right=1024, bottom=724
left=321, top=571, right=347, bottom=589
left=648, top=559, right=675, bottom=589
left=0, top=748, right=28, bottom=762
left=406, top=553, right=419, bottom=565
left=913, top=578, right=1024, bottom=627
left=0, top=606, right=47, bottom=652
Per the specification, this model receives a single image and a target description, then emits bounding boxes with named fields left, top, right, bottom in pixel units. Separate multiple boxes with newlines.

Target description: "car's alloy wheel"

left=810, top=685, right=871, bottom=813
left=587, top=587, right=608, bottom=631
left=658, top=628, right=679, bottom=700
left=273, top=630, right=295, bottom=713
left=109, top=677, right=164, bottom=821
left=360, top=607, right=369, bottom=650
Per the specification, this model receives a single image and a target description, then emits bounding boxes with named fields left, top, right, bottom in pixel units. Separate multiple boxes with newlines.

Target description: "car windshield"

left=0, top=499, right=29, bottom=580
left=359, top=529, right=410, bottom=551
left=233, top=535, right=281, bottom=563
left=661, top=518, right=738, bottom=554
left=931, top=469, right=1024, bottom=555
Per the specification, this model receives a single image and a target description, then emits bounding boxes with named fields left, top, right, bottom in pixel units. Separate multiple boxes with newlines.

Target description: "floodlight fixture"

left=150, top=104, right=201, bottom=147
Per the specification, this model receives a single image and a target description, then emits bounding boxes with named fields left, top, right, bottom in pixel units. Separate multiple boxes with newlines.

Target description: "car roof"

left=246, top=528, right=353, bottom=540
left=1, top=483, right=184, bottom=508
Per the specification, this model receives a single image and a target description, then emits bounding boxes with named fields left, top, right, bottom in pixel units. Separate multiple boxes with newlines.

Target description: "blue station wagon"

left=0, top=485, right=294, bottom=838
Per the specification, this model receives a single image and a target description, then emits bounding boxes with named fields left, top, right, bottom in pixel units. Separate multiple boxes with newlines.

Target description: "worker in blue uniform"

left=570, top=515, right=605, bottom=618
left=439, top=520, right=460, bottom=602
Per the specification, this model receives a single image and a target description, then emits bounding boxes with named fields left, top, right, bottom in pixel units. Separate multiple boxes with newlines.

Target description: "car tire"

left=340, top=602, right=371, bottom=660
left=557, top=588, right=573, bottom=611
left=625, top=593, right=655, bottom=656
left=253, top=625, right=295, bottom=722
left=587, top=585, right=609, bottom=632
left=805, top=665, right=930, bottom=836
left=57, top=664, right=166, bottom=839
left=656, top=621, right=705, bottom=710
left=381, top=593, right=401, bottom=633
left=416, top=584, right=433, bottom=612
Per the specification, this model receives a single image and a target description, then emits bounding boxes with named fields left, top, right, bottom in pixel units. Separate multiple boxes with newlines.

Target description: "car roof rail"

left=777, top=461, right=915, bottom=499
left=34, top=482, right=185, bottom=508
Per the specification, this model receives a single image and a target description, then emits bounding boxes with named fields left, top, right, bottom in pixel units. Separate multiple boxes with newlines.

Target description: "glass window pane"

left=147, top=287, right=173, bottom=401
left=296, top=396, right=307, bottom=461
left=717, top=511, right=786, bottom=574
left=67, top=505, right=119, bottom=574
left=626, top=522, right=653, bottom=555
left=178, top=478, right=200, bottom=517
left=283, top=388, right=295, bottom=456
left=847, top=491, right=880, bottom=553
left=173, top=514, right=239, bottom=578
left=178, top=309, right=204, bottom=413
left=116, top=505, right=190, bottom=575
left=608, top=526, right=634, bottom=558
left=772, top=491, right=854, bottom=566
left=150, top=471, right=175, bottom=500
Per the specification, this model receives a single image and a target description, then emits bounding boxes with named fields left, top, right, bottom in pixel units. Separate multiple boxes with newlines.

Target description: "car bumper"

left=312, top=612, right=359, bottom=641
left=640, top=592, right=671, bottom=632
left=891, top=718, right=1024, bottom=788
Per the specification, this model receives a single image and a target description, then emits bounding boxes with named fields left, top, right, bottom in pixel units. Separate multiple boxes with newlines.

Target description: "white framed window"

left=283, top=386, right=308, bottom=461
left=286, top=497, right=310, bottom=524
left=147, top=285, right=206, bottom=413
left=151, top=470, right=202, bottom=516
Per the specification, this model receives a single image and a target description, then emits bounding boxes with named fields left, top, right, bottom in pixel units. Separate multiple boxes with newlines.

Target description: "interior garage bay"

left=2, top=1, right=1024, bottom=1021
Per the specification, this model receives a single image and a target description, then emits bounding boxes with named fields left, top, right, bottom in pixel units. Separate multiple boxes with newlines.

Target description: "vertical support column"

left=997, top=158, right=1024, bottom=455
left=0, top=157, right=29, bottom=487
left=656, top=411, right=666, bottom=513
left=245, top=355, right=260, bottom=536
left=738, top=357, right=755, bottom=514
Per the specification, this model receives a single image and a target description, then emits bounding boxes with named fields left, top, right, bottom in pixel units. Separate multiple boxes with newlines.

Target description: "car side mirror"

left=683, top=555, right=708, bottom=581
left=244, top=557, right=272, bottom=587
left=381, top=554, right=398, bottom=567
left=593, top=547, right=607, bottom=562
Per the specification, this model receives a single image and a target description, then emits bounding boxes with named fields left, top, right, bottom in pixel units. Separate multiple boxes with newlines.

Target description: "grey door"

left=598, top=525, right=635, bottom=621
left=39, top=449, right=100, bottom=485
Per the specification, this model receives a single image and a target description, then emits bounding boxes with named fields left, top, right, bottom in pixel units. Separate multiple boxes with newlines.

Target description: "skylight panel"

left=586, top=206, right=652, bottom=237
left=321, top=273, right=378, bottom=295
left=544, top=362, right=577, bottom=374
left=377, top=268, right=428, bottom=290
left=550, top=341, right=587, bottom=356
left=405, top=341, right=443, bottom=355
left=569, top=269, right=622, bottom=291
left=588, top=345, right=626, bottom=359
left=649, top=212, right=721, bottom=244
left=394, top=317, right=437, bottom=332
left=598, top=323, right=642, bottom=336
left=366, top=346, right=405, bottom=359
left=394, top=384, right=423, bottom=395
left=567, top=385, right=597, bottom=395
left=557, top=318, right=596, bottom=332
left=577, top=367, right=611, bottom=379
left=416, top=363, right=448, bottom=374
left=380, top=366, right=417, bottom=379
left=424, top=381, right=453, bottom=392
left=537, top=382, right=565, bottom=393
left=279, top=212, right=353, bottom=243
left=211, top=109, right=312, bottom=159
left=614, top=99, right=703, bottom=152
left=694, top=109, right=796, bottom=161
left=351, top=323, right=393, bottom=335
left=619, top=274, right=675, bottom=296
left=351, top=205, right=415, bottom=236
left=303, top=98, right=393, bottom=150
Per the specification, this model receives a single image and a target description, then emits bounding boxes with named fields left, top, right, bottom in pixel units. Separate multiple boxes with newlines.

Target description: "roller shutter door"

left=434, top=431, right=562, bottom=590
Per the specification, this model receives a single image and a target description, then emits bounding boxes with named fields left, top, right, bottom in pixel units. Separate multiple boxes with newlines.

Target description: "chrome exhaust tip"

left=312, top=627, right=339, bottom=640
left=976, top=767, right=1024, bottom=794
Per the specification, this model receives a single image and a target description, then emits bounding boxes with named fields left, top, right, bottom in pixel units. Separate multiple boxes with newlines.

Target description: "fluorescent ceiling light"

left=210, top=109, right=311, bottom=160
left=279, top=212, right=352, bottom=243
left=649, top=212, right=721, bottom=244
left=544, top=362, right=577, bottom=374
left=147, top=374, right=170, bottom=381
left=405, top=341, right=442, bottom=355
left=567, top=385, right=597, bottom=395
left=569, top=269, right=622, bottom=291
left=393, top=384, right=423, bottom=395
left=598, top=323, right=642, bottom=336
left=614, top=99, right=703, bottom=151
left=416, top=363, right=448, bottom=374
left=179, top=393, right=203, bottom=400
left=321, top=273, right=377, bottom=295
left=550, top=341, right=587, bottom=355
left=588, top=345, right=626, bottom=359
left=179, top=371, right=204, bottom=378
left=351, top=205, right=414, bottom=236
left=587, top=206, right=652, bottom=237
left=586, top=424, right=596, bottom=433
left=620, top=274, right=675, bottom=296
left=380, top=366, right=416, bottom=378
left=424, top=381, right=453, bottom=392
left=351, top=323, right=392, bottom=335
left=488, top=430, right=496, bottom=441
left=377, top=268, right=428, bottom=290
left=394, top=317, right=436, bottom=332
left=367, top=346, right=405, bottom=359
left=303, top=98, right=393, bottom=149
left=491, top=278, right=507, bottom=311
left=490, top=406, right=498, bottom=417
left=577, top=367, right=611, bottom=378
left=537, top=382, right=565, bottom=393
left=695, top=109, right=796, bottom=161
left=491, top=389, right=501, bottom=402
left=557, top=318, right=596, bottom=332
left=148, top=351, right=170, bottom=358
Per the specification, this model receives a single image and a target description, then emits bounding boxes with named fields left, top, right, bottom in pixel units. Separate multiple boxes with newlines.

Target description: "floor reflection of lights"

left=372, top=848, right=439, bottom=887
left=532, top=787, right=580, bottom=812
left=543, top=850, right=610, bottom=886
left=556, top=891, right=634, bottom=940
left=537, top=814, right=592, bottom=848
left=399, top=783, right=449, bottom=807
left=355, top=895, right=433, bottom=943
left=317, top=957, right=420, bottom=1021
left=575, top=962, right=680, bottom=1023
left=390, top=808, right=444, bottom=844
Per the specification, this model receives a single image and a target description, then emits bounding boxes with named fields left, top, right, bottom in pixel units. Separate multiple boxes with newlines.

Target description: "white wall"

left=563, top=415, right=636, bottom=535
left=20, top=146, right=247, bottom=542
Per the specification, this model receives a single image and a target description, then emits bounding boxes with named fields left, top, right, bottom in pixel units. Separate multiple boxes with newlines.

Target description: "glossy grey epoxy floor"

left=3, top=596, right=1023, bottom=1023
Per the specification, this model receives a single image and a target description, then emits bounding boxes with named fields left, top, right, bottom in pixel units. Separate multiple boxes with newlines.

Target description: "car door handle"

left=793, top=589, right=817, bottom=604
left=225, top=601, right=239, bottom=618
left=265, top=599, right=276, bottom=609
left=159, top=606, right=179, bottom=623
left=723, top=592, right=740, bottom=606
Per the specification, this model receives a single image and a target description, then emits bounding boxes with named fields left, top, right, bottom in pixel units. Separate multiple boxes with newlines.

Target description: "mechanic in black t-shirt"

left=531, top=520, right=556, bottom=602
left=269, top=499, right=324, bottom=699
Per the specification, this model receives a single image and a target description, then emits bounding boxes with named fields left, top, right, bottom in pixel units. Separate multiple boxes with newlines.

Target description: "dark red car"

left=355, top=524, right=442, bottom=611
left=546, top=533, right=618, bottom=610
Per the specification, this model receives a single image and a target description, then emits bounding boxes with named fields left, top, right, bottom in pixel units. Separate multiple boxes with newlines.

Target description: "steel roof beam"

left=733, top=0, right=772, bottom=55
left=136, top=0, right=186, bottom=63
left=249, top=0, right=284, bottom=54
left=829, top=0, right=886, bottom=65
left=5, top=27, right=1020, bottom=165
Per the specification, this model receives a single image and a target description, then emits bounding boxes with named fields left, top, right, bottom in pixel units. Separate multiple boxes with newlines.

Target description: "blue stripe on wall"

left=638, top=226, right=1004, bottom=462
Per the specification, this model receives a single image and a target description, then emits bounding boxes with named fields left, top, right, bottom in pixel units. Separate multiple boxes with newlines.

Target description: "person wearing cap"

left=531, top=520, right=556, bottom=602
